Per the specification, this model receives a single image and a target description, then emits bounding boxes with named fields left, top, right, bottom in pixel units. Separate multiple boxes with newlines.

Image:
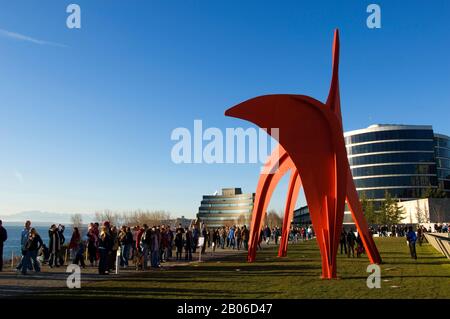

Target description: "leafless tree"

left=70, top=213, right=83, bottom=228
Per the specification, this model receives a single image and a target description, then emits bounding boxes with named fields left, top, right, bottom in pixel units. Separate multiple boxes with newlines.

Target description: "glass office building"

left=197, top=188, right=255, bottom=228
left=345, top=124, right=450, bottom=205
left=434, top=133, right=450, bottom=195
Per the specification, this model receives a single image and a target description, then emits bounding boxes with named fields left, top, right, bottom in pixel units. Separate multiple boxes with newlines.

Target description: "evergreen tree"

left=422, top=187, right=447, bottom=198
left=360, top=192, right=377, bottom=224
left=380, top=191, right=405, bottom=225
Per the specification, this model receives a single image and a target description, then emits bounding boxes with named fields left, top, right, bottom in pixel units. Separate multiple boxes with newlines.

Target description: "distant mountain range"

left=0, top=211, right=95, bottom=225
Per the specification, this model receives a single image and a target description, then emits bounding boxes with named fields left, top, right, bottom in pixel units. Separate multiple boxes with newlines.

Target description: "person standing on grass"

left=211, top=229, right=218, bottom=253
left=264, top=225, right=271, bottom=245
left=0, top=220, right=7, bottom=272
left=160, top=226, right=169, bottom=262
left=241, top=225, right=249, bottom=250
left=184, top=227, right=193, bottom=261
left=69, top=227, right=85, bottom=268
left=417, top=226, right=424, bottom=246
left=219, top=227, right=226, bottom=249
left=355, top=232, right=364, bottom=258
left=346, top=229, right=356, bottom=258
left=406, top=226, right=418, bottom=260
left=235, top=226, right=242, bottom=250
left=175, top=228, right=183, bottom=260
left=228, top=226, right=236, bottom=249
left=98, top=226, right=111, bottom=275
left=258, top=227, right=264, bottom=250
left=339, top=230, right=347, bottom=255
left=167, top=225, right=174, bottom=260
left=201, top=224, right=207, bottom=254
left=192, top=225, right=199, bottom=254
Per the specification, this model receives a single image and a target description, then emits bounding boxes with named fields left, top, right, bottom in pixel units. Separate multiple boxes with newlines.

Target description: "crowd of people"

left=338, top=228, right=366, bottom=258
left=0, top=220, right=257, bottom=275
left=0, top=218, right=448, bottom=274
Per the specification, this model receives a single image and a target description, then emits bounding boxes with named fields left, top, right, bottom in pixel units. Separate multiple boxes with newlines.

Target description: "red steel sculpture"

left=225, top=29, right=382, bottom=279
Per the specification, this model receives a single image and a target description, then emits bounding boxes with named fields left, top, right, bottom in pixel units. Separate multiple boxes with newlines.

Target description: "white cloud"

left=0, top=28, right=67, bottom=48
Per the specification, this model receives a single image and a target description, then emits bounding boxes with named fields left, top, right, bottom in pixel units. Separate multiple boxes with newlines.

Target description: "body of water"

left=1, top=224, right=85, bottom=260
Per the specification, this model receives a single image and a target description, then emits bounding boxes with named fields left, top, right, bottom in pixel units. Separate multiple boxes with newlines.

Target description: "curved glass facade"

left=345, top=124, right=438, bottom=202
left=435, top=134, right=450, bottom=196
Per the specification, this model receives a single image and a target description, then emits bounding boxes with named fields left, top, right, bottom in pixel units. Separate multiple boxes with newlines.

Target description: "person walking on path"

left=0, top=220, right=7, bottom=272
left=21, top=228, right=43, bottom=274
left=16, top=220, right=31, bottom=271
left=406, top=226, right=418, bottom=260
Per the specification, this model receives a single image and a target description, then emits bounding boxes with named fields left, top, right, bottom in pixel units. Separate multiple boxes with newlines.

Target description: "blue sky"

left=0, top=0, right=449, bottom=219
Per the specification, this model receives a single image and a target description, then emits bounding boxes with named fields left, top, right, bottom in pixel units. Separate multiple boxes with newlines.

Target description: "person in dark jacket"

left=119, top=226, right=133, bottom=267
left=0, top=220, right=7, bottom=271
left=48, top=224, right=61, bottom=268
left=57, top=224, right=66, bottom=266
left=201, top=224, right=208, bottom=254
left=241, top=225, right=249, bottom=250
left=98, top=226, right=111, bottom=274
left=22, top=228, right=43, bottom=274
left=346, top=229, right=356, bottom=258
left=406, top=226, right=418, bottom=259
left=339, top=230, right=347, bottom=255
left=184, top=228, right=193, bottom=261
left=16, top=220, right=31, bottom=271
left=87, top=223, right=99, bottom=267
left=175, top=228, right=183, bottom=260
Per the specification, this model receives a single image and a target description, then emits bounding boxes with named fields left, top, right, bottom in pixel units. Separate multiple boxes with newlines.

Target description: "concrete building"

left=398, top=198, right=450, bottom=224
left=197, top=188, right=255, bottom=228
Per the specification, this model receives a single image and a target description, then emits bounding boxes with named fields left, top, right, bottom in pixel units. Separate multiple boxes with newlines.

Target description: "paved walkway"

left=0, top=247, right=250, bottom=297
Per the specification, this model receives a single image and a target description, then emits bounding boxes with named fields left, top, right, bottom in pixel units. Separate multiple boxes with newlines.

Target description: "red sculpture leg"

left=346, top=169, right=382, bottom=264
left=247, top=146, right=295, bottom=262
left=278, top=170, right=301, bottom=257
left=226, top=29, right=382, bottom=279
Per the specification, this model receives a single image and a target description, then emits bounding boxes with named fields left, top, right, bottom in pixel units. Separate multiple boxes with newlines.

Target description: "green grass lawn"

left=34, top=238, right=450, bottom=299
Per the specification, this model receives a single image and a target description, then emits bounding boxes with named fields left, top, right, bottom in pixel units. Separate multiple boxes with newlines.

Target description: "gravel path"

left=0, top=247, right=249, bottom=297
